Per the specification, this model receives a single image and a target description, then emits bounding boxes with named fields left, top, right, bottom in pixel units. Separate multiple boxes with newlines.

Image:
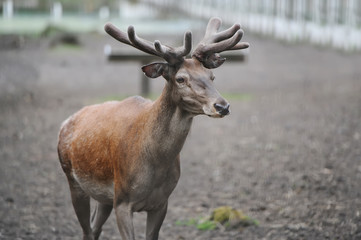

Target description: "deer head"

left=104, top=17, right=249, bottom=118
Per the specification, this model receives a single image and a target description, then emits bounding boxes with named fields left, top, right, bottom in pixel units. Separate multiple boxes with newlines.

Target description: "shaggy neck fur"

left=144, top=82, right=193, bottom=162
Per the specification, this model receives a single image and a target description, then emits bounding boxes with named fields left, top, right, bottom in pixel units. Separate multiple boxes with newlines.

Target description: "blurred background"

left=1, top=0, right=361, bottom=50
left=1, top=0, right=361, bottom=239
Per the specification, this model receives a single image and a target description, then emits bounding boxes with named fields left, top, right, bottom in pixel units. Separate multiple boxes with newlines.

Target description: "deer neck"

left=146, top=83, right=193, bottom=160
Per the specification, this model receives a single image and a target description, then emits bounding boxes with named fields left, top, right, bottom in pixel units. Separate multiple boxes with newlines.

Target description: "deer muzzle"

left=214, top=103, right=230, bottom=116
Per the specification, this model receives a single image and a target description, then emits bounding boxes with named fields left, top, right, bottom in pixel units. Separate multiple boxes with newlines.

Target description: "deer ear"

left=142, top=62, right=169, bottom=79
left=197, top=53, right=226, bottom=69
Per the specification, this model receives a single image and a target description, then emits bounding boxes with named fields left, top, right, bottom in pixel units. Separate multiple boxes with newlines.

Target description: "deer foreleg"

left=91, top=202, right=113, bottom=240
left=145, top=202, right=168, bottom=240
left=115, top=203, right=135, bottom=240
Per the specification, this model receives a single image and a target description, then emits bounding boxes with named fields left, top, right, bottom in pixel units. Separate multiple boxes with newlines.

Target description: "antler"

left=192, top=17, right=249, bottom=69
left=104, top=23, right=192, bottom=65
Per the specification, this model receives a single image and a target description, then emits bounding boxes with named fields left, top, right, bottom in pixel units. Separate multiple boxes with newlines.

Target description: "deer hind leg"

left=91, top=202, right=113, bottom=240
left=67, top=177, right=94, bottom=240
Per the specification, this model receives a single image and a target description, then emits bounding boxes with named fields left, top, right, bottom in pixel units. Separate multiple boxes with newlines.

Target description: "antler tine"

left=230, top=41, right=250, bottom=50
left=192, top=17, right=249, bottom=69
left=127, top=26, right=162, bottom=57
left=202, top=29, right=243, bottom=54
left=105, top=23, right=191, bottom=65
left=153, top=31, right=192, bottom=64
left=105, top=23, right=159, bottom=57
left=155, top=32, right=192, bottom=56
left=177, top=31, right=192, bottom=57
left=213, top=23, right=241, bottom=42
left=153, top=40, right=176, bottom=64
left=154, top=40, right=167, bottom=55
left=204, top=17, right=222, bottom=39
left=104, top=23, right=132, bottom=46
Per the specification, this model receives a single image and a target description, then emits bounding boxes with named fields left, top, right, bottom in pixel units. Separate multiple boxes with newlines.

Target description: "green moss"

left=51, top=43, right=82, bottom=52
left=196, top=220, right=217, bottom=230
left=175, top=206, right=258, bottom=232
left=211, top=206, right=259, bottom=228
left=222, top=93, right=254, bottom=101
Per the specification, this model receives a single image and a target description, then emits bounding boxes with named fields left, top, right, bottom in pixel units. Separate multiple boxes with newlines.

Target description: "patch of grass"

left=51, top=43, right=82, bottom=52
left=196, top=220, right=217, bottom=230
left=175, top=206, right=258, bottom=232
left=175, top=218, right=217, bottom=231
left=222, top=93, right=254, bottom=101
left=211, top=206, right=259, bottom=228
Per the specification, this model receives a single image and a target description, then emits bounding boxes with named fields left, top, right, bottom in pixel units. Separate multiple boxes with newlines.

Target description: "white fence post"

left=51, top=2, right=63, bottom=22
left=138, top=0, right=361, bottom=51
left=99, top=6, right=110, bottom=20
left=3, top=0, right=14, bottom=19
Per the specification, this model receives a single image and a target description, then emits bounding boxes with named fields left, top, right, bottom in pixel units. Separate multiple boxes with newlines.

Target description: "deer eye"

left=176, top=77, right=185, bottom=84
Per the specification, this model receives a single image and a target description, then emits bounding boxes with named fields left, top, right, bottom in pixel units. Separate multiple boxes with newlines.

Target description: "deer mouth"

left=203, top=104, right=230, bottom=118
left=208, top=111, right=230, bottom=118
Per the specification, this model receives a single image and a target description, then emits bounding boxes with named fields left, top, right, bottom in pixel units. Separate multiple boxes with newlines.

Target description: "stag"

left=58, top=17, right=249, bottom=240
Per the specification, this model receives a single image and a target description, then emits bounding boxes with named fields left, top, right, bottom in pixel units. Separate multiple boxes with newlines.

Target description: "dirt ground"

left=0, top=30, right=361, bottom=240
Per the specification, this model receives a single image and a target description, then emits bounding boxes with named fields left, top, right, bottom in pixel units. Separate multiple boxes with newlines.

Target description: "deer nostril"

left=213, top=103, right=230, bottom=116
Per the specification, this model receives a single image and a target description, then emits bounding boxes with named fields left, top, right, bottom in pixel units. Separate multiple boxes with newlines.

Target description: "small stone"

left=5, top=197, right=14, bottom=203
left=287, top=222, right=307, bottom=231
left=321, top=168, right=332, bottom=175
left=51, top=226, right=58, bottom=234
left=354, top=132, right=360, bottom=140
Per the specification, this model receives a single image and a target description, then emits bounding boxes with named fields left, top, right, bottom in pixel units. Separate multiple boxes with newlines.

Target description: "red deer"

left=57, top=17, right=249, bottom=240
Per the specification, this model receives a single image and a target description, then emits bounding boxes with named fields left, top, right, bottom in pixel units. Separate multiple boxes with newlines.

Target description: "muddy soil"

left=0, top=32, right=361, bottom=240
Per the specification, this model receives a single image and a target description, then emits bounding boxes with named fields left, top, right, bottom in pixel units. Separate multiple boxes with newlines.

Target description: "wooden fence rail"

left=106, top=46, right=246, bottom=96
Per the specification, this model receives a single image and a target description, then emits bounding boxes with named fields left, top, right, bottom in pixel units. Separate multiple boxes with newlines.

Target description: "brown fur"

left=57, top=58, right=231, bottom=240
left=59, top=96, right=153, bottom=186
left=56, top=20, right=245, bottom=238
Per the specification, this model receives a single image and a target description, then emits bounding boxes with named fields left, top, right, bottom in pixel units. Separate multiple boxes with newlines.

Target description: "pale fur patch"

left=73, top=171, right=114, bottom=205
